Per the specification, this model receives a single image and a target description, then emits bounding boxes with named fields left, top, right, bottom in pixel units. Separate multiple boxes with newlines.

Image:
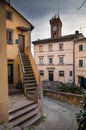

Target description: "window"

left=59, top=43, right=63, bottom=50
left=39, top=45, right=43, bottom=52
left=49, top=44, right=53, bottom=51
left=6, top=10, right=13, bottom=20
left=69, top=71, right=72, bottom=76
left=79, top=60, right=83, bottom=67
left=59, top=71, right=64, bottom=77
left=79, top=45, right=83, bottom=51
left=39, top=57, right=43, bottom=64
left=6, top=29, right=13, bottom=44
left=39, top=70, right=44, bottom=76
left=59, top=57, right=64, bottom=64
left=49, top=58, right=53, bottom=64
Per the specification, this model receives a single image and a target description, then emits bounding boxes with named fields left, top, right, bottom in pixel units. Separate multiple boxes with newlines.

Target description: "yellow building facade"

left=6, top=3, right=33, bottom=87
left=0, top=0, right=8, bottom=123
left=0, top=1, right=41, bottom=123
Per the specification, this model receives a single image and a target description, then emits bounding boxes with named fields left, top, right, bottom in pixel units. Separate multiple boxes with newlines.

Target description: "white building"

left=32, top=15, right=83, bottom=83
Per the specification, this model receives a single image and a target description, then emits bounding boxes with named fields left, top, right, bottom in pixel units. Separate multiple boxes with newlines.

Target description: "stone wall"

left=43, top=89, right=84, bottom=106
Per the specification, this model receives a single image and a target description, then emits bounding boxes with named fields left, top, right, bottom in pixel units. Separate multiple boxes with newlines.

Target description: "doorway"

left=8, top=64, right=13, bottom=84
left=78, top=76, right=86, bottom=89
left=18, top=34, right=24, bottom=53
left=48, top=70, right=54, bottom=81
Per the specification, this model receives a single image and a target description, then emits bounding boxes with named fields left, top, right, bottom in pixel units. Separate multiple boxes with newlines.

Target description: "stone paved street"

left=0, top=96, right=80, bottom=130
left=34, top=96, right=79, bottom=130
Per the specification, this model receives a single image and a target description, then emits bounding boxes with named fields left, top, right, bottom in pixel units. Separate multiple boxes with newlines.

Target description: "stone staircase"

left=21, top=53, right=38, bottom=101
left=9, top=101, right=41, bottom=128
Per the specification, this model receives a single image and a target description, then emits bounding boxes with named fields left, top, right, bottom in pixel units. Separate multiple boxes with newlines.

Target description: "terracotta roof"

left=32, top=33, right=83, bottom=45
left=6, top=1, right=34, bottom=31
left=75, top=38, right=86, bottom=42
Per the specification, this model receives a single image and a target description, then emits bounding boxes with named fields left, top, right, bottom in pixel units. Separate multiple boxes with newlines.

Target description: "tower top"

left=50, top=14, right=62, bottom=38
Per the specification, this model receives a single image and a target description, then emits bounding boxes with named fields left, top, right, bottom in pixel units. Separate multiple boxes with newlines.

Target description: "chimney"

left=75, top=30, right=79, bottom=35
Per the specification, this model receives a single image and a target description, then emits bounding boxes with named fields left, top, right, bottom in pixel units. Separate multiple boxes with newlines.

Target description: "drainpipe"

left=73, top=40, right=75, bottom=84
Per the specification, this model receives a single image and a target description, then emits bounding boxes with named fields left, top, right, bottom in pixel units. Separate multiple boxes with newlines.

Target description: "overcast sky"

left=11, top=0, right=86, bottom=41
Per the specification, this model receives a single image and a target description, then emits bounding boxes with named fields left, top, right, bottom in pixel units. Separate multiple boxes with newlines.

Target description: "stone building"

left=32, top=15, right=83, bottom=83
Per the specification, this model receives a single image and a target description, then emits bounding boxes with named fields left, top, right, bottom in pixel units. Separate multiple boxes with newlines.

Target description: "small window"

left=39, top=45, right=43, bottom=52
left=69, top=71, right=72, bottom=76
left=6, top=29, right=13, bottom=44
left=49, top=44, right=53, bottom=51
left=59, top=71, right=64, bottom=77
left=79, top=60, right=83, bottom=67
left=39, top=57, right=43, bottom=64
left=59, top=57, right=64, bottom=64
left=6, top=10, right=13, bottom=20
left=59, top=43, right=63, bottom=50
left=49, top=58, right=53, bottom=64
left=79, top=45, right=83, bottom=51
left=39, top=70, right=44, bottom=76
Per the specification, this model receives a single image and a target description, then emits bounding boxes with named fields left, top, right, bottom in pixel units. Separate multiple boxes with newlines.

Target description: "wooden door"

left=18, top=34, right=24, bottom=53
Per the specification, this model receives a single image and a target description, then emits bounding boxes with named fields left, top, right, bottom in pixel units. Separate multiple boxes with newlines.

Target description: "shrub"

left=56, top=84, right=84, bottom=95
left=76, top=93, right=86, bottom=130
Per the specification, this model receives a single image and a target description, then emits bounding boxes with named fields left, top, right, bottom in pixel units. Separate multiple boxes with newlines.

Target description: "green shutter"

left=79, top=45, right=83, bottom=51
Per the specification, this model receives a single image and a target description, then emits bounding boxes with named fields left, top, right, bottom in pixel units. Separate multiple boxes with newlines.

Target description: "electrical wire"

left=77, top=0, right=86, bottom=10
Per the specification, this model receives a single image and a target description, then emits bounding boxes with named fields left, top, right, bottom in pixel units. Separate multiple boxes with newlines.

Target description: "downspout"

left=73, top=40, right=75, bottom=84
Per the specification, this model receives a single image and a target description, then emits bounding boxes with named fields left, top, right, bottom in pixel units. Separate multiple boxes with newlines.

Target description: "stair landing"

left=9, top=93, right=30, bottom=110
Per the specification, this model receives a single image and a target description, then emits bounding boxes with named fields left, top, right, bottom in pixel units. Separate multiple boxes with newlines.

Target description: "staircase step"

left=24, top=83, right=37, bottom=87
left=25, top=70, right=33, bottom=73
left=24, top=76, right=35, bottom=80
left=10, top=107, right=39, bottom=127
left=9, top=104, right=38, bottom=121
left=25, top=87, right=36, bottom=91
left=24, top=80, right=36, bottom=84
left=24, top=69, right=33, bottom=72
left=27, top=91, right=35, bottom=94
left=26, top=94, right=35, bottom=100
left=9, top=101, right=35, bottom=115
left=24, top=73, right=34, bottom=76
left=20, top=111, right=41, bottom=128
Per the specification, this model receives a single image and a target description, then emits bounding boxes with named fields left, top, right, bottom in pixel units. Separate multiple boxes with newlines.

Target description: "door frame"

left=48, top=70, right=54, bottom=81
left=18, top=34, right=25, bottom=53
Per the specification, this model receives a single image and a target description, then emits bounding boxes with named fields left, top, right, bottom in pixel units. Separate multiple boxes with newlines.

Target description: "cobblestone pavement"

left=34, top=96, right=80, bottom=130
left=0, top=96, right=80, bottom=130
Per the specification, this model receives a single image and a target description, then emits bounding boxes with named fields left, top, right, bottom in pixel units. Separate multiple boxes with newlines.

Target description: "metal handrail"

left=18, top=48, right=25, bottom=74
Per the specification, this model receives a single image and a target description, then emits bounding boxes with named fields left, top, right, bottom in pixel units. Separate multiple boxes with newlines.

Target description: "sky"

left=10, top=0, right=86, bottom=42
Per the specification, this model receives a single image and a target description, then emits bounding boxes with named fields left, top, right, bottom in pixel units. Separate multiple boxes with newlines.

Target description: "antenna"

left=80, top=26, right=85, bottom=33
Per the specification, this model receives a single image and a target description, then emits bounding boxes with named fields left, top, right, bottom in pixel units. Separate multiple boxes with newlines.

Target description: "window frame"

left=69, top=71, right=72, bottom=77
left=59, top=43, right=63, bottom=50
left=39, top=70, right=44, bottom=76
left=59, top=71, right=64, bottom=77
left=79, top=44, right=83, bottom=51
left=49, top=44, right=53, bottom=52
left=79, top=60, right=83, bottom=67
left=6, top=10, right=13, bottom=21
left=39, top=57, right=43, bottom=64
left=59, top=57, right=64, bottom=64
left=6, top=29, right=13, bottom=44
left=39, top=45, right=43, bottom=52
left=49, top=57, right=53, bottom=64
